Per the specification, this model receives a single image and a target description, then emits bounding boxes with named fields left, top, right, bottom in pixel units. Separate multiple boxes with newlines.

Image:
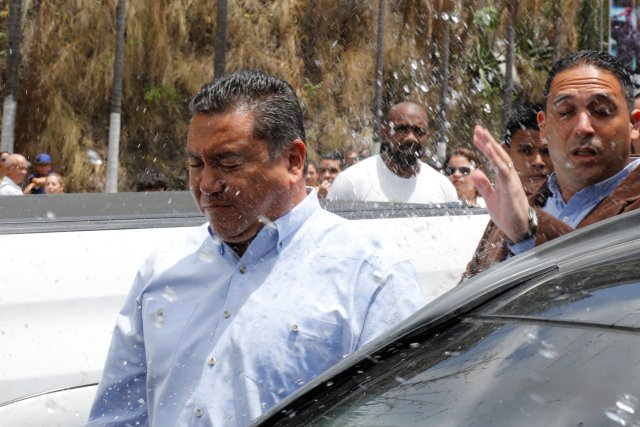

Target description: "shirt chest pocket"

left=142, top=297, right=196, bottom=378
left=241, top=305, right=344, bottom=398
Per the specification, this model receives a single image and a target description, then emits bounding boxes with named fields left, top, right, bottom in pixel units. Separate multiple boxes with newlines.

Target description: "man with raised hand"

left=88, top=70, right=424, bottom=427
left=464, top=50, right=640, bottom=278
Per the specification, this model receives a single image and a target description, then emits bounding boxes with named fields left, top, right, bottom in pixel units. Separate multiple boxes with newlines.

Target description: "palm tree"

left=502, top=0, right=519, bottom=128
left=1, top=0, right=22, bottom=152
left=106, top=0, right=126, bottom=193
left=372, top=0, right=386, bottom=155
left=214, top=0, right=228, bottom=78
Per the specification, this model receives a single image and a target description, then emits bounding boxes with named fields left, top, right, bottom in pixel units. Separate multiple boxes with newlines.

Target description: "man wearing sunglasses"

left=328, top=101, right=457, bottom=203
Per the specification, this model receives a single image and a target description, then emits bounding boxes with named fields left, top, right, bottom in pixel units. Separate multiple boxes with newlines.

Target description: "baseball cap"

left=35, top=153, right=52, bottom=164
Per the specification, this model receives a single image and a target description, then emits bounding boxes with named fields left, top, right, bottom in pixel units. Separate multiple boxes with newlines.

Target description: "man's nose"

left=199, top=167, right=226, bottom=195
left=575, top=111, right=595, bottom=137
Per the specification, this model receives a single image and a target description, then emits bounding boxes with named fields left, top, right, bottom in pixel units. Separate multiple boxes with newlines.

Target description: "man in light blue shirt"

left=464, top=50, right=640, bottom=277
left=87, top=70, right=425, bottom=427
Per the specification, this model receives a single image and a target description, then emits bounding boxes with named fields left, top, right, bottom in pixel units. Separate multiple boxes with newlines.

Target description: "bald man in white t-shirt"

left=328, top=102, right=457, bottom=203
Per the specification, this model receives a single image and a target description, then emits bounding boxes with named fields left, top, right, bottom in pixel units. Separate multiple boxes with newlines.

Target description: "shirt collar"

left=547, top=158, right=640, bottom=204
left=206, top=188, right=319, bottom=258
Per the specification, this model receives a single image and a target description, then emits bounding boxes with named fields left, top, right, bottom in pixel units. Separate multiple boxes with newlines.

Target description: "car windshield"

left=275, top=255, right=640, bottom=426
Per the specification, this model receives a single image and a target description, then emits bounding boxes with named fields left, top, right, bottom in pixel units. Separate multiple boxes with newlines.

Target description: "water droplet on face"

left=162, top=286, right=177, bottom=302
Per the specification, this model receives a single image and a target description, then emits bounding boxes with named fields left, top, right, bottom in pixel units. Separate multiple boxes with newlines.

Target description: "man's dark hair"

left=190, top=70, right=305, bottom=159
left=503, top=102, right=542, bottom=146
left=320, top=150, right=344, bottom=169
left=543, top=50, right=634, bottom=111
left=135, top=170, right=168, bottom=192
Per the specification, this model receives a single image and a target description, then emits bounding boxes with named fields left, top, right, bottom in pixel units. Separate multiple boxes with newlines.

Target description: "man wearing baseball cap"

left=25, top=153, right=55, bottom=194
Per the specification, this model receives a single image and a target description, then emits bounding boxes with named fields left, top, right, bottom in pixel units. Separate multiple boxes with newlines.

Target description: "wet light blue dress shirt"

left=510, top=158, right=640, bottom=254
left=88, top=190, right=425, bottom=427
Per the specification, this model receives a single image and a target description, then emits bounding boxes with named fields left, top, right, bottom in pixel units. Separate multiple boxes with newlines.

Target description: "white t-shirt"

left=0, top=176, right=23, bottom=196
left=328, top=154, right=458, bottom=203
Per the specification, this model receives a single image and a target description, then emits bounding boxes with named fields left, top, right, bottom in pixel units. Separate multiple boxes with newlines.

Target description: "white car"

left=0, top=191, right=488, bottom=426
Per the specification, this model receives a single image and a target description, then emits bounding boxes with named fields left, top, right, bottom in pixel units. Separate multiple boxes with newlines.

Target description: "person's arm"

left=87, top=275, right=149, bottom=426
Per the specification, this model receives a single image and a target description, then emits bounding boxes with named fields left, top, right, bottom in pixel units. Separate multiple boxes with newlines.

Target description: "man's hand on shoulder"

left=471, top=126, right=532, bottom=242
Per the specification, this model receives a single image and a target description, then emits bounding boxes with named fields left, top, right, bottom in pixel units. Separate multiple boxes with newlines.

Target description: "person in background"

left=0, top=151, right=9, bottom=178
left=317, top=150, right=343, bottom=198
left=0, top=154, right=28, bottom=196
left=25, top=153, right=55, bottom=194
left=44, top=173, right=65, bottom=194
left=443, top=148, right=485, bottom=207
left=344, top=149, right=360, bottom=168
left=88, top=70, right=424, bottom=427
left=632, top=93, right=640, bottom=155
left=463, top=50, right=640, bottom=280
left=328, top=101, right=458, bottom=203
left=135, top=169, right=168, bottom=192
left=304, top=159, right=319, bottom=188
left=503, top=102, right=554, bottom=193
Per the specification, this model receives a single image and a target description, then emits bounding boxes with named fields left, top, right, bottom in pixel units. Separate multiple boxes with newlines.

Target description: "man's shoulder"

left=339, top=155, right=379, bottom=178
left=303, top=210, right=409, bottom=267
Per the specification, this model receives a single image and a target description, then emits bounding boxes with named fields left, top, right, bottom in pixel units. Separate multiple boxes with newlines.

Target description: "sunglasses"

left=444, top=166, right=472, bottom=176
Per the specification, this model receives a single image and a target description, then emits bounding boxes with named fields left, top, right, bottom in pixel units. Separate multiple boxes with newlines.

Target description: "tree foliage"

left=0, top=0, right=602, bottom=192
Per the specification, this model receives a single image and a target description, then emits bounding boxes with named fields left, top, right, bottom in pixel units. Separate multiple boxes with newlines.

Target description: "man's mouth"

left=572, top=146, right=599, bottom=157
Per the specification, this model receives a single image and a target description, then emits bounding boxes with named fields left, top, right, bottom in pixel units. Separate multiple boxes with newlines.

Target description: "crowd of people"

left=5, top=49, right=637, bottom=426
left=0, top=151, right=65, bottom=195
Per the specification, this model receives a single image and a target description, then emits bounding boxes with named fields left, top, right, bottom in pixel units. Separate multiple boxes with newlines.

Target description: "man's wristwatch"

left=510, top=207, right=538, bottom=244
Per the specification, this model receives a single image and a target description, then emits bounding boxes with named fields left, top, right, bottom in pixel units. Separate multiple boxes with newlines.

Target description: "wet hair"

left=444, top=147, right=482, bottom=170
left=503, top=102, right=542, bottom=147
left=543, top=50, right=634, bottom=111
left=135, top=170, right=168, bottom=192
left=189, top=70, right=305, bottom=159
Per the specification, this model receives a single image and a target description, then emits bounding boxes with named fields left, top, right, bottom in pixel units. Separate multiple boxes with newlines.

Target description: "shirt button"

left=223, top=310, right=231, bottom=318
left=291, top=323, right=299, bottom=332
left=195, top=408, right=203, bottom=417
left=239, top=265, right=247, bottom=274
left=208, top=357, right=217, bottom=366
left=563, top=216, right=570, bottom=223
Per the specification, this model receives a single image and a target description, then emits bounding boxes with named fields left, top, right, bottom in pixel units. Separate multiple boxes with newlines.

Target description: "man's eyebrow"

left=551, top=94, right=574, bottom=106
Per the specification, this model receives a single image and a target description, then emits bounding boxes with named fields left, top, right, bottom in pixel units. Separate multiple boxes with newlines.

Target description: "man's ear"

left=630, top=109, right=640, bottom=141
left=536, top=110, right=549, bottom=144
left=286, top=139, right=306, bottom=178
